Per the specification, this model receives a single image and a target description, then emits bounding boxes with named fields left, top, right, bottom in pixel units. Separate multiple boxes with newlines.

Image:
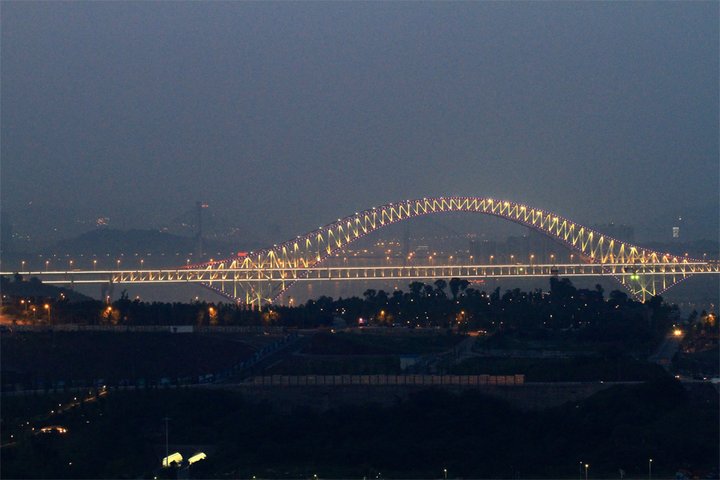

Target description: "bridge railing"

left=4, top=261, right=716, bottom=284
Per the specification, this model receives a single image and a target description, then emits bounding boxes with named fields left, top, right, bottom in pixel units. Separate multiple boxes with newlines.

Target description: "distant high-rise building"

left=672, top=215, right=683, bottom=240
left=469, top=239, right=498, bottom=263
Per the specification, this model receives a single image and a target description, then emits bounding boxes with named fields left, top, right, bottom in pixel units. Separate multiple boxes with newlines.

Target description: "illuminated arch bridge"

left=183, top=197, right=716, bottom=304
left=11, top=197, right=717, bottom=305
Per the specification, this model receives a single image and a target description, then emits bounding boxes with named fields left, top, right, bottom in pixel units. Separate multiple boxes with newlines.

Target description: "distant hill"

left=0, top=275, right=94, bottom=302
left=48, top=229, right=235, bottom=257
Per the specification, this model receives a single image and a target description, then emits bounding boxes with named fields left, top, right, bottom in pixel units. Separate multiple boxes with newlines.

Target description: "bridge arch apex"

left=210, top=197, right=683, bottom=269
left=196, top=197, right=698, bottom=304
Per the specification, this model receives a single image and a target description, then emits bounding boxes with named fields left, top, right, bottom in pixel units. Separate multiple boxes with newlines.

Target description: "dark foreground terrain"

left=1, top=378, right=717, bottom=479
left=0, top=331, right=278, bottom=389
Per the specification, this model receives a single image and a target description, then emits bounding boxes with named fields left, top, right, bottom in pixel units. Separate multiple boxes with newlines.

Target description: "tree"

left=449, top=278, right=461, bottom=301
left=409, top=282, right=424, bottom=297
left=376, top=290, right=389, bottom=306
left=458, top=279, right=470, bottom=296
left=434, top=279, right=447, bottom=298
left=595, top=283, right=605, bottom=300
left=550, top=277, right=576, bottom=300
left=609, top=290, right=628, bottom=306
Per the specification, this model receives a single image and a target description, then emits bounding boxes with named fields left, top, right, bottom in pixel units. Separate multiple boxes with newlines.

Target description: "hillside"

left=48, top=229, right=234, bottom=257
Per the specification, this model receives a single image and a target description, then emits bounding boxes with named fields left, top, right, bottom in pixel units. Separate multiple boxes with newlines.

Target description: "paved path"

left=648, top=332, right=682, bottom=368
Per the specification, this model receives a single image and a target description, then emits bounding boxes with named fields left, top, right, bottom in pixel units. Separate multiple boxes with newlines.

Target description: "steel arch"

left=192, top=197, right=703, bottom=304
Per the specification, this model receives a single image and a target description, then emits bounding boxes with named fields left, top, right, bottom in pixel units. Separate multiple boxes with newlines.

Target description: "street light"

left=584, top=463, right=589, bottom=480
left=443, top=468, right=447, bottom=480
left=44, top=304, right=51, bottom=325
left=648, top=458, right=652, bottom=480
left=93, top=259, right=97, bottom=270
left=45, top=260, right=50, bottom=271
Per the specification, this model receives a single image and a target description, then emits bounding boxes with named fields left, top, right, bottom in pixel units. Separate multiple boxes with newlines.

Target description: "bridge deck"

left=3, top=262, right=717, bottom=284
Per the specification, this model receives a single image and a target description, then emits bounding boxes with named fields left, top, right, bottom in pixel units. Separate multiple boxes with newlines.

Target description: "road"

left=648, top=332, right=683, bottom=368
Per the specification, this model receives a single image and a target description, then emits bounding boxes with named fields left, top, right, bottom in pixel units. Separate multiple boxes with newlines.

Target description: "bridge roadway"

left=4, top=261, right=718, bottom=285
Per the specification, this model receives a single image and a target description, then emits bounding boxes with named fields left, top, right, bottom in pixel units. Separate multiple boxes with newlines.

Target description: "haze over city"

left=2, top=1, right=717, bottom=247
left=1, top=2, right=718, bottom=480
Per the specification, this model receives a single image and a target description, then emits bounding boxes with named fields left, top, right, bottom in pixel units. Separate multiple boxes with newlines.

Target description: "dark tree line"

left=5, top=276, right=684, bottom=352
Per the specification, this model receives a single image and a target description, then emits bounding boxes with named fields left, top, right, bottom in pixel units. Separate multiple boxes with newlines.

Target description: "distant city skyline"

left=0, top=194, right=717, bottom=255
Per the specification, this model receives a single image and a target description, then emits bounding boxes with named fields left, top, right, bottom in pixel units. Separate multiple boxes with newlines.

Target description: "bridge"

left=4, top=197, right=718, bottom=305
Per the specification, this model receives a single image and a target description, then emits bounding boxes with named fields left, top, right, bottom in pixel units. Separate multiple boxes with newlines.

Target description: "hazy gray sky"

left=2, top=1, right=718, bottom=243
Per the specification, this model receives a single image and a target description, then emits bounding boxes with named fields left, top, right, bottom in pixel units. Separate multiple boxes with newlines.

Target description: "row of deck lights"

left=17, top=257, right=198, bottom=271
left=16, top=252, right=224, bottom=271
